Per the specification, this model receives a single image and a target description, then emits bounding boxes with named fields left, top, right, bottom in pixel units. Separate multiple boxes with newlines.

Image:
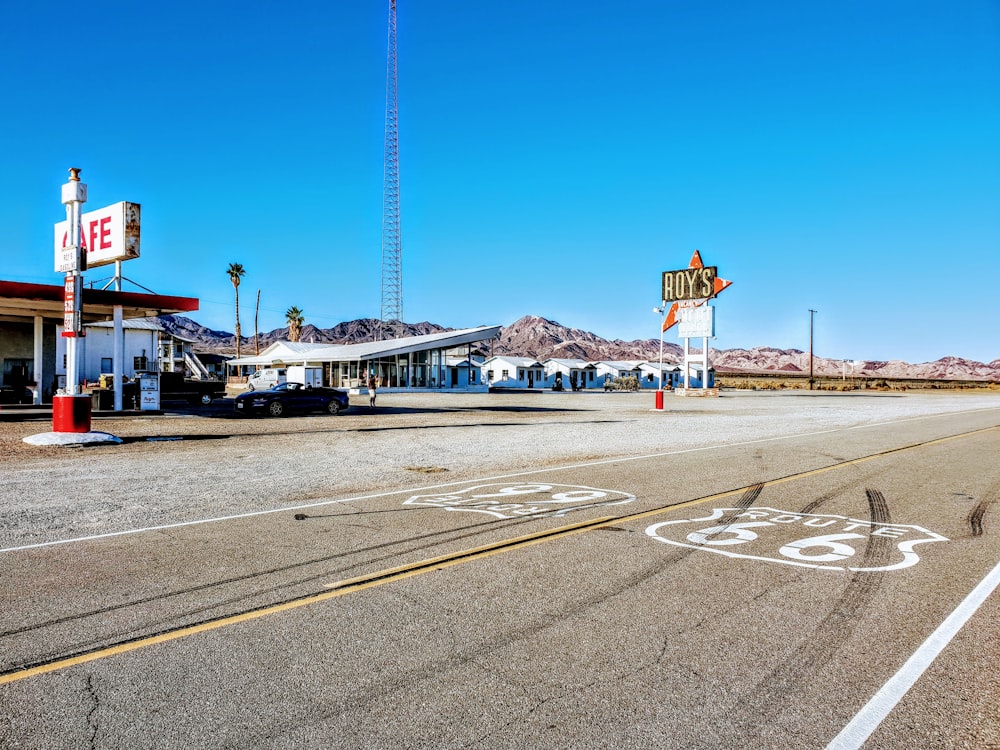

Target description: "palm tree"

left=227, top=263, right=245, bottom=358
left=285, top=305, right=305, bottom=342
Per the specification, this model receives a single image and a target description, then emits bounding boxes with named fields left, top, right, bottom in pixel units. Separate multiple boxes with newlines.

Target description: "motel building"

left=0, top=279, right=198, bottom=405
left=592, top=360, right=643, bottom=388
left=226, top=326, right=501, bottom=393
left=480, top=357, right=708, bottom=391
left=481, top=356, right=545, bottom=389
left=543, top=358, right=598, bottom=391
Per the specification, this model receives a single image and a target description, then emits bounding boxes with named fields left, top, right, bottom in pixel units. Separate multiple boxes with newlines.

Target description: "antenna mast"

left=379, top=0, right=403, bottom=340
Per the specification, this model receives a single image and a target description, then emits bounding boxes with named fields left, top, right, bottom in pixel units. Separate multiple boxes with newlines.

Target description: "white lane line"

left=2, top=409, right=995, bottom=554
left=826, top=559, right=1000, bottom=750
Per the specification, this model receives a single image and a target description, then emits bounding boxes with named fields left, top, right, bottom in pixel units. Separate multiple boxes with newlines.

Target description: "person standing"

left=368, top=372, right=378, bottom=408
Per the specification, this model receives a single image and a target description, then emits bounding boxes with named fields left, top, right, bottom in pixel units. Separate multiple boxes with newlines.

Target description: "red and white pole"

left=53, top=168, right=92, bottom=433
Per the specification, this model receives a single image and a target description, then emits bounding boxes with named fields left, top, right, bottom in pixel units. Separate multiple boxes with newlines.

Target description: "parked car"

left=234, top=382, right=349, bottom=417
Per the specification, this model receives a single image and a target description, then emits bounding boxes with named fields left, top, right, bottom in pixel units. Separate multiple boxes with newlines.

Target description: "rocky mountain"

left=154, top=314, right=1000, bottom=381
left=494, top=315, right=684, bottom=362
left=158, top=315, right=447, bottom=352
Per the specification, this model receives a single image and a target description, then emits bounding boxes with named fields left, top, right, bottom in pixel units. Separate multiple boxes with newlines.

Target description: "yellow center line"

left=2, top=424, right=994, bottom=685
left=0, top=517, right=612, bottom=686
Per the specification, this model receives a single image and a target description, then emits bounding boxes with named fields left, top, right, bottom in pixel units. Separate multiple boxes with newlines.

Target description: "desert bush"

left=613, top=376, right=640, bottom=392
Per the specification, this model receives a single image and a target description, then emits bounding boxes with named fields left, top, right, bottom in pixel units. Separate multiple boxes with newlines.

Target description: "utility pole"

left=254, top=289, right=261, bottom=356
left=809, top=309, right=817, bottom=390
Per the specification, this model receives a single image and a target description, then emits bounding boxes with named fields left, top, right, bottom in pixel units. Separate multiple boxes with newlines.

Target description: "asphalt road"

left=1, top=391, right=998, bottom=749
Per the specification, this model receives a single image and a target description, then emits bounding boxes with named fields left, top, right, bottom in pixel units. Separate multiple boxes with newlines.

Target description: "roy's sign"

left=662, top=265, right=718, bottom=302
left=54, top=201, right=140, bottom=272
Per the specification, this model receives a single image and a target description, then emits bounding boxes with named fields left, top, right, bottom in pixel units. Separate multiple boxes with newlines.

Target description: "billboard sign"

left=678, top=304, right=715, bottom=338
left=661, top=250, right=732, bottom=333
left=54, top=201, right=140, bottom=271
left=662, top=265, right=718, bottom=302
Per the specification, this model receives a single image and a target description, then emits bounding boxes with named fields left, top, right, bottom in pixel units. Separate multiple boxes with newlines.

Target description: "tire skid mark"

left=967, top=500, right=992, bottom=537
left=702, top=483, right=765, bottom=541
left=715, top=488, right=894, bottom=745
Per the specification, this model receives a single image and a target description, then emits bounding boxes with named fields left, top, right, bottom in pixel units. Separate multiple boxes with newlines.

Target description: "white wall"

left=56, top=327, right=159, bottom=383
left=483, top=358, right=544, bottom=388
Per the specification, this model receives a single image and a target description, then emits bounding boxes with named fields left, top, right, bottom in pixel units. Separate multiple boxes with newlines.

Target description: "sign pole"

left=702, top=334, right=709, bottom=391
left=683, top=337, right=691, bottom=389
left=658, top=306, right=665, bottom=392
left=64, top=170, right=85, bottom=394
left=53, top=168, right=92, bottom=433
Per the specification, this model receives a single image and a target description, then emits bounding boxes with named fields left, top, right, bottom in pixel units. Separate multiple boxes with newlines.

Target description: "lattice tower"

left=379, top=0, right=403, bottom=340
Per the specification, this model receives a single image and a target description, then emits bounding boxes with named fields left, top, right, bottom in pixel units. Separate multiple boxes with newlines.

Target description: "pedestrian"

left=368, top=372, right=377, bottom=408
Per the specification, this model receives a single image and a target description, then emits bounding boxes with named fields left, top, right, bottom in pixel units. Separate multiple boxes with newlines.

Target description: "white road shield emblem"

left=403, top=483, right=635, bottom=520
left=646, top=507, right=947, bottom=572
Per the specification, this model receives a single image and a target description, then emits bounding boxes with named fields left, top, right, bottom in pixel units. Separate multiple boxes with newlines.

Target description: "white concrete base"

left=23, top=431, right=123, bottom=447
left=673, top=387, right=720, bottom=397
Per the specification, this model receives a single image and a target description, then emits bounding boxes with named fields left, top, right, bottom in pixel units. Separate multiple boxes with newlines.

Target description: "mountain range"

left=155, top=314, right=1000, bottom=382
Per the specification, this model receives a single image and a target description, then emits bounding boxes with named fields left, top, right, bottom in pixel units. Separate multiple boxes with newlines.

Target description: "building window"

left=101, top=358, right=113, bottom=374
left=501, top=369, right=509, bottom=380
left=487, top=370, right=494, bottom=382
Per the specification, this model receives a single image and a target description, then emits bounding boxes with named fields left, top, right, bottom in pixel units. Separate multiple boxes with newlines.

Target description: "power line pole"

left=809, top=308, right=817, bottom=390
left=379, top=0, right=403, bottom=341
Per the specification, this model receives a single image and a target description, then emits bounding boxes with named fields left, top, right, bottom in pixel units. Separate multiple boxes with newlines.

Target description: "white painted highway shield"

left=646, top=507, right=947, bottom=572
left=403, top=482, right=635, bottom=520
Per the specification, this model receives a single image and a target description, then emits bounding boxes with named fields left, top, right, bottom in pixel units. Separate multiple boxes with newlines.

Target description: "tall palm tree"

left=285, top=305, right=305, bottom=342
left=227, top=263, right=245, bottom=358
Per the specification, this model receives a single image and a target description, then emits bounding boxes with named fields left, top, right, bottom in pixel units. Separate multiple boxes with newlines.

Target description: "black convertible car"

left=234, top=382, right=350, bottom=417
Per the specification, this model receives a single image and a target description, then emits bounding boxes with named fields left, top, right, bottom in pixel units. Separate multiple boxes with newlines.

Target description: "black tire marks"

left=968, top=499, right=992, bottom=537
left=710, top=488, right=894, bottom=747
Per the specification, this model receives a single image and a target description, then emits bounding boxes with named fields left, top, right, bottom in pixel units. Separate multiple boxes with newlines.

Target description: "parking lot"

left=1, top=390, right=998, bottom=749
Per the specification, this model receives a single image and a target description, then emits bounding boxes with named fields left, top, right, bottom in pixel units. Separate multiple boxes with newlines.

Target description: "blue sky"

left=3, top=1, right=998, bottom=363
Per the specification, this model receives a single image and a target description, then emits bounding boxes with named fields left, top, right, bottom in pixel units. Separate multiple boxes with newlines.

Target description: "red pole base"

left=53, top=394, right=92, bottom=433
left=655, top=390, right=664, bottom=410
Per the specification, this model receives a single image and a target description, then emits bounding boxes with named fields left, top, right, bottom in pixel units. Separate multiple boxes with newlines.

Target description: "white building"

left=637, top=361, right=681, bottom=389
left=543, top=358, right=598, bottom=391
left=55, top=319, right=214, bottom=386
left=481, top=356, right=545, bottom=389
left=593, top=361, right=643, bottom=388
left=445, top=356, right=484, bottom=389
left=227, top=325, right=501, bottom=392
left=55, top=319, right=160, bottom=387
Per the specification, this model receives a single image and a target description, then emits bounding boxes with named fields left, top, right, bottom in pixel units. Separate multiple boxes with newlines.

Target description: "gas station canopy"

left=0, top=280, right=199, bottom=323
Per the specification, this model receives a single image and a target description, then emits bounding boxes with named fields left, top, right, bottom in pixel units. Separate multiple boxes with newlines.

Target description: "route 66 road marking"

left=403, top=483, right=635, bottom=520
left=646, top=507, right=948, bottom=572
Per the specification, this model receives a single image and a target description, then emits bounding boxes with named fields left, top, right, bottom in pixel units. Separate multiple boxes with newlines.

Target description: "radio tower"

left=379, top=0, right=403, bottom=340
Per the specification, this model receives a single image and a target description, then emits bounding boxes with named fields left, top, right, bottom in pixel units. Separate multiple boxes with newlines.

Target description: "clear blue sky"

left=3, top=1, right=998, bottom=363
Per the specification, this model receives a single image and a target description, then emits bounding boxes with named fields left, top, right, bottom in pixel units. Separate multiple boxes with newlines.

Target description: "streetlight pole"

left=653, top=303, right=666, bottom=391
left=809, top=308, right=817, bottom=390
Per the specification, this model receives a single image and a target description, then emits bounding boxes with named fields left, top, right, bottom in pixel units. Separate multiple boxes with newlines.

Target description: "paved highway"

left=1, top=392, right=997, bottom=748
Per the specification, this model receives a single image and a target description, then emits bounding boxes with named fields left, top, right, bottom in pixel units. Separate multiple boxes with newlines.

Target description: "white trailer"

left=287, top=366, right=323, bottom=388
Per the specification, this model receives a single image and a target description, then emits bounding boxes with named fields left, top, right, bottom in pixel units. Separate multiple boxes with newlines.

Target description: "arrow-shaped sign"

left=662, top=250, right=731, bottom=332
